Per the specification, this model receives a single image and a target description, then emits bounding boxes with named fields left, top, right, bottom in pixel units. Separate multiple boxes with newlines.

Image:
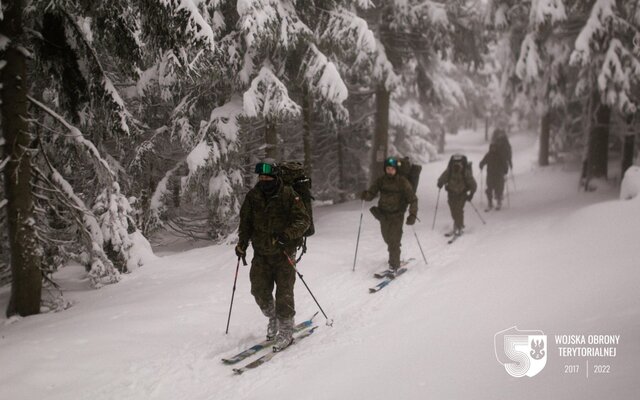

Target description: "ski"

left=221, top=312, right=318, bottom=365
left=373, top=258, right=415, bottom=278
left=232, top=326, right=318, bottom=374
left=369, top=267, right=408, bottom=293
left=447, top=233, right=462, bottom=244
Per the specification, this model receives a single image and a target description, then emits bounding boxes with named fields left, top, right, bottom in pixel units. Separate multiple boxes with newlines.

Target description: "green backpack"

left=279, top=161, right=315, bottom=237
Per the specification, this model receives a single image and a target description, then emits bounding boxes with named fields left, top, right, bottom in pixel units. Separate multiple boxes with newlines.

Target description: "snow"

left=0, top=34, right=9, bottom=51
left=186, top=140, right=212, bottom=174
left=529, top=0, right=566, bottom=27
left=1, top=129, right=639, bottom=399
left=243, top=63, right=301, bottom=118
left=570, top=0, right=616, bottom=66
left=620, top=165, right=640, bottom=200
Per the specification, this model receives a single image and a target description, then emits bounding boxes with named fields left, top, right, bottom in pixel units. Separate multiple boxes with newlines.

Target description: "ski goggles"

left=255, top=162, right=277, bottom=176
left=384, top=157, right=398, bottom=168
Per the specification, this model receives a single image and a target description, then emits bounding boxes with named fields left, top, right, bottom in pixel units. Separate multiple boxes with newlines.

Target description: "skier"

left=437, top=154, right=477, bottom=236
left=479, top=143, right=510, bottom=211
left=360, top=156, right=418, bottom=271
left=235, top=160, right=310, bottom=351
left=491, top=128, right=513, bottom=171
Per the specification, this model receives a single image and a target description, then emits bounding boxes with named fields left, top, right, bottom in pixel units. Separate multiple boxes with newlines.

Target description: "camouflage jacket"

left=238, top=182, right=310, bottom=256
left=363, top=174, right=418, bottom=216
left=437, top=165, right=477, bottom=195
left=480, top=150, right=509, bottom=180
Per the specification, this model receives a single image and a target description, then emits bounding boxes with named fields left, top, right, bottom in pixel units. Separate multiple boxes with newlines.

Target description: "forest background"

left=1, top=0, right=639, bottom=317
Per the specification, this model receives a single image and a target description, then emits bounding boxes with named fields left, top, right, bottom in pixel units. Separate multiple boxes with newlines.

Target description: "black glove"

left=235, top=243, right=247, bottom=258
left=406, top=214, right=417, bottom=225
left=273, top=232, right=288, bottom=247
left=360, top=191, right=368, bottom=200
left=437, top=182, right=443, bottom=189
left=467, top=192, right=474, bottom=202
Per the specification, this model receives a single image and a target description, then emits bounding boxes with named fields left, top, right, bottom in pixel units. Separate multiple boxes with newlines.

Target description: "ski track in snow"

left=1, top=129, right=639, bottom=400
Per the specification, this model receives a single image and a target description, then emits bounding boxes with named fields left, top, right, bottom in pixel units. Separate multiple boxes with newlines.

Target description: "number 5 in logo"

left=495, top=326, right=547, bottom=377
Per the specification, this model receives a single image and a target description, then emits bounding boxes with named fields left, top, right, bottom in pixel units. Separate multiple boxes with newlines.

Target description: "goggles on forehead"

left=384, top=157, right=398, bottom=167
left=255, top=162, right=277, bottom=175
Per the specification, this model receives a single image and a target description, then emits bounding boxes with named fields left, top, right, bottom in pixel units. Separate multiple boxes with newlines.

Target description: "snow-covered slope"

left=1, top=129, right=638, bottom=400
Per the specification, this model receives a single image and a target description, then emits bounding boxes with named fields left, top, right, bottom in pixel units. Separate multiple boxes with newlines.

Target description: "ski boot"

left=261, top=303, right=277, bottom=340
left=273, top=317, right=294, bottom=352
left=266, top=317, right=278, bottom=341
left=495, top=199, right=502, bottom=211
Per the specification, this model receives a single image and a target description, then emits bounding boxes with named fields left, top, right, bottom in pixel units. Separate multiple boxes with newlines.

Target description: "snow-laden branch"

left=237, top=0, right=310, bottom=50
left=373, top=38, right=401, bottom=91
left=159, top=0, right=217, bottom=50
left=570, top=0, right=617, bottom=66
left=410, top=1, right=449, bottom=27
left=35, top=152, right=120, bottom=287
left=150, top=163, right=182, bottom=214
left=62, top=9, right=135, bottom=135
left=0, top=199, right=6, bottom=211
left=516, top=33, right=542, bottom=83
left=529, top=0, right=566, bottom=28
left=243, top=63, right=301, bottom=119
left=28, top=95, right=116, bottom=181
left=429, top=59, right=467, bottom=108
left=318, top=8, right=376, bottom=56
left=0, top=156, right=8, bottom=172
left=598, top=38, right=640, bottom=114
left=302, top=44, right=348, bottom=106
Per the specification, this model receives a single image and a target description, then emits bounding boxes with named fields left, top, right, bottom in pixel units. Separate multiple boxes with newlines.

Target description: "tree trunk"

left=301, top=90, right=312, bottom=174
left=621, top=133, right=635, bottom=178
left=369, top=84, right=390, bottom=185
left=538, top=111, right=550, bottom=166
left=1, top=0, right=42, bottom=317
left=586, top=92, right=610, bottom=179
left=265, top=118, right=278, bottom=160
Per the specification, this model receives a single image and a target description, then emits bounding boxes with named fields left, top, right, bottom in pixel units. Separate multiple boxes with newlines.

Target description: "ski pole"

left=468, top=200, right=486, bottom=225
left=505, top=176, right=511, bottom=209
left=510, top=169, right=517, bottom=191
left=412, top=225, right=428, bottom=265
left=284, top=251, right=334, bottom=326
left=479, top=169, right=484, bottom=208
left=431, top=188, right=441, bottom=230
left=352, top=199, right=365, bottom=272
left=225, top=256, right=246, bottom=334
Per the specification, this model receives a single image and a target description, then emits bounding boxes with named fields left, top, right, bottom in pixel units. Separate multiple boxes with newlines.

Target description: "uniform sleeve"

left=238, top=193, right=253, bottom=247
left=466, top=169, right=478, bottom=193
left=283, top=191, right=311, bottom=240
left=479, top=153, right=488, bottom=169
left=362, top=178, right=381, bottom=201
left=403, top=179, right=418, bottom=216
left=437, top=169, right=448, bottom=188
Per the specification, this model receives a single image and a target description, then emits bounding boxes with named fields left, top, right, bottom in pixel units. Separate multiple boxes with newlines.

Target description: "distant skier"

left=235, top=160, right=310, bottom=352
left=361, top=157, right=418, bottom=271
left=491, top=128, right=513, bottom=171
left=437, top=154, right=477, bottom=236
left=479, top=143, right=510, bottom=211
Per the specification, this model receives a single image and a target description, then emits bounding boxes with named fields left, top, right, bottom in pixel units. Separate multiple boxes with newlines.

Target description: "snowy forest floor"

left=1, top=129, right=639, bottom=400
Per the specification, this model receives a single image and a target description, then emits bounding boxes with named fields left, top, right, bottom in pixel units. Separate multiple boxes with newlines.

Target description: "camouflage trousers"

left=447, top=193, right=467, bottom=230
left=379, top=212, right=404, bottom=268
left=486, top=174, right=505, bottom=203
left=250, top=252, right=296, bottom=320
